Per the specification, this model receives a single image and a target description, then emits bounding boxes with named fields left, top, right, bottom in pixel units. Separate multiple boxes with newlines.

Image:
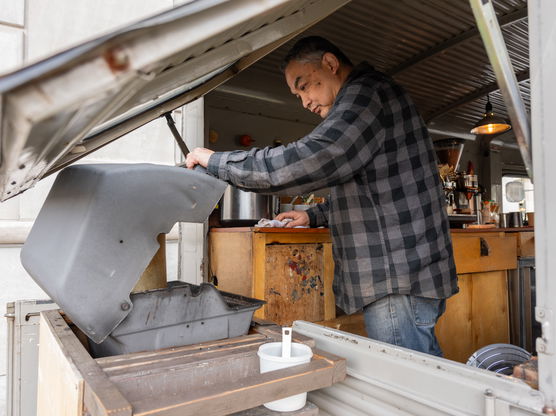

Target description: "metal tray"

left=89, top=281, right=265, bottom=357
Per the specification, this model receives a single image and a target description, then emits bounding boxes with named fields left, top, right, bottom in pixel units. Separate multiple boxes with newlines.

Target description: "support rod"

left=469, top=0, right=533, bottom=180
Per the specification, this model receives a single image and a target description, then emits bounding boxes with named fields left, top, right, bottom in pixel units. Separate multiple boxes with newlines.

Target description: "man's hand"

left=185, top=148, right=214, bottom=169
left=275, top=210, right=310, bottom=228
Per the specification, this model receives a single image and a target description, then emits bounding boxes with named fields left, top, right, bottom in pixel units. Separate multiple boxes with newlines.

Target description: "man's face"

left=285, top=54, right=341, bottom=118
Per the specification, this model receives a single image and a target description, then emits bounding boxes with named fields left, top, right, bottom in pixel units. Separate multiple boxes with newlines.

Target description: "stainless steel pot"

left=507, top=211, right=524, bottom=228
left=220, top=185, right=276, bottom=226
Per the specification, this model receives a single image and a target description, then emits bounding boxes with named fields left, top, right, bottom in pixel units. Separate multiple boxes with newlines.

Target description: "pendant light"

left=470, top=95, right=512, bottom=135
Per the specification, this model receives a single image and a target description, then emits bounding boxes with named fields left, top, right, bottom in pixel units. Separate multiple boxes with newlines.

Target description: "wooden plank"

left=471, top=270, right=510, bottom=350
left=255, top=228, right=330, bottom=235
left=124, top=348, right=345, bottom=416
left=450, top=227, right=534, bottom=234
left=97, top=334, right=268, bottom=370
left=253, top=232, right=268, bottom=319
left=264, top=244, right=325, bottom=325
left=210, top=227, right=330, bottom=235
left=322, top=243, right=336, bottom=321
left=132, top=233, right=167, bottom=292
left=210, top=231, right=253, bottom=297
left=39, top=310, right=132, bottom=416
left=262, top=233, right=331, bottom=245
left=37, top=312, right=84, bottom=416
left=451, top=234, right=517, bottom=274
left=105, top=341, right=266, bottom=381
left=436, top=271, right=510, bottom=363
left=436, top=274, right=474, bottom=363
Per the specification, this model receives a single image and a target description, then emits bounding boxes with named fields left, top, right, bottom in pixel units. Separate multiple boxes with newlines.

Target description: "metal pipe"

left=5, top=303, right=15, bottom=416
left=484, top=389, right=496, bottom=416
left=469, top=0, right=533, bottom=180
left=427, top=127, right=476, bottom=141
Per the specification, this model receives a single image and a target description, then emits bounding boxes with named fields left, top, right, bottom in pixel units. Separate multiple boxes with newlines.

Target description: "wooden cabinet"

left=435, top=231, right=518, bottom=363
left=516, top=231, right=535, bottom=257
left=209, top=227, right=335, bottom=325
left=211, top=227, right=526, bottom=364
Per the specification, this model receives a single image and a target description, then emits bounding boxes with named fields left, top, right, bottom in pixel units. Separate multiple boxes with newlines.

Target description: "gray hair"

left=281, top=36, right=353, bottom=71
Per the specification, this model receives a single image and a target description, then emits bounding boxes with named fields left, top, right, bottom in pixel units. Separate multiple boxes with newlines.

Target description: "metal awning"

left=0, top=0, right=349, bottom=201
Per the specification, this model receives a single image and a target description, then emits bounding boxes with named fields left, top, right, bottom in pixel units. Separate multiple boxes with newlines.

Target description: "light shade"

left=470, top=97, right=511, bottom=135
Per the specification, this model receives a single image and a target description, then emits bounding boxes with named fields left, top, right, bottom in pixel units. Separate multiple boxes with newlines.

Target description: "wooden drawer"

left=517, top=231, right=535, bottom=257
left=452, top=234, right=517, bottom=274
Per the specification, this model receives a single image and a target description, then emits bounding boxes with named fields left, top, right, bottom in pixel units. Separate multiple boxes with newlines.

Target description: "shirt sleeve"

left=207, top=81, right=386, bottom=195
left=306, top=199, right=329, bottom=227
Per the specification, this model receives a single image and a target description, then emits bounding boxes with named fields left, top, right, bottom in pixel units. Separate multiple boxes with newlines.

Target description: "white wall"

left=0, top=2, right=201, bottom=415
left=0, top=3, right=32, bottom=413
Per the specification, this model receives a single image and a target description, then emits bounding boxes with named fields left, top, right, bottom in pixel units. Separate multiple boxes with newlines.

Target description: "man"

left=186, top=36, right=458, bottom=356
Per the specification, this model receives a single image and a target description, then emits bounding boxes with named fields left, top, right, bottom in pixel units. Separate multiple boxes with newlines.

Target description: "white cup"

left=257, top=342, right=313, bottom=411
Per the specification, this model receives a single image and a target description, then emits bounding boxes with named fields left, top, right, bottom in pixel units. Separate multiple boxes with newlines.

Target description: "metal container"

left=220, top=185, right=276, bottom=226
left=89, top=281, right=265, bottom=357
left=508, top=211, right=524, bottom=228
left=499, top=213, right=510, bottom=228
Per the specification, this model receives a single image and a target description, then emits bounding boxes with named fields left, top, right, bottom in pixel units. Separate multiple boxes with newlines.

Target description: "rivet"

left=120, top=302, right=130, bottom=311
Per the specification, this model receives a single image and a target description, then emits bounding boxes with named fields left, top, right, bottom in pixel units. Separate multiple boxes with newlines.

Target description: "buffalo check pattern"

left=208, top=62, right=458, bottom=314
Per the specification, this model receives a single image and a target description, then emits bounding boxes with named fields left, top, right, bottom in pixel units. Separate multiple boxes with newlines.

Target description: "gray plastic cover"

left=89, top=281, right=265, bottom=357
left=20, top=163, right=227, bottom=343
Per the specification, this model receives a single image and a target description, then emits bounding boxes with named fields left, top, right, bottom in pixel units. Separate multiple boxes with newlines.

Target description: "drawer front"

left=517, top=232, right=535, bottom=257
left=452, top=235, right=517, bottom=274
left=262, top=244, right=326, bottom=326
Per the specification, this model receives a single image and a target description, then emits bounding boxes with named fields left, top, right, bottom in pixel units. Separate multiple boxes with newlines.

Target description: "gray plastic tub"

left=90, top=281, right=265, bottom=357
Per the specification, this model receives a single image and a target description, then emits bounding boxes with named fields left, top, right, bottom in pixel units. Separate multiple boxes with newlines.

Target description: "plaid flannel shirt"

left=208, top=62, right=458, bottom=314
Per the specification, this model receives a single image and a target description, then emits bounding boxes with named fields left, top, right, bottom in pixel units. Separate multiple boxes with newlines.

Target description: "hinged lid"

left=21, top=163, right=229, bottom=343
left=0, top=0, right=349, bottom=201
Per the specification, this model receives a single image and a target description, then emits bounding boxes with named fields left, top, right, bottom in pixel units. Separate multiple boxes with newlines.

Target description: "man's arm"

left=188, top=82, right=386, bottom=196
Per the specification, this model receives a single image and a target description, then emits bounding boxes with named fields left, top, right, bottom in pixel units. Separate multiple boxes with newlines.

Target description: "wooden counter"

left=210, top=226, right=533, bottom=363
left=209, top=227, right=335, bottom=325
left=435, top=229, right=532, bottom=362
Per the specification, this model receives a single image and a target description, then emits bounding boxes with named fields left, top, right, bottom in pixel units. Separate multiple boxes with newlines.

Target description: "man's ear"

left=321, top=52, right=340, bottom=74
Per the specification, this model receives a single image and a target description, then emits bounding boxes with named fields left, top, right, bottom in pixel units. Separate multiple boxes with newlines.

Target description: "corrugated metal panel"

left=293, top=321, right=544, bottom=416
left=246, top=0, right=529, bottom=139
left=0, top=0, right=351, bottom=200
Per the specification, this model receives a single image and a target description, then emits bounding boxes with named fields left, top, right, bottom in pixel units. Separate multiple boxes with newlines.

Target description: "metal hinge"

left=536, top=307, right=554, bottom=355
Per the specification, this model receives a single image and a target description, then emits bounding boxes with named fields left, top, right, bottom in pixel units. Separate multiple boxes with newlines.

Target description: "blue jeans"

left=362, top=294, right=446, bottom=356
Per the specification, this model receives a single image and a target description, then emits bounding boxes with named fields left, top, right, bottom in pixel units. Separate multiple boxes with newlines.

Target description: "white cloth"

left=255, top=218, right=308, bottom=228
